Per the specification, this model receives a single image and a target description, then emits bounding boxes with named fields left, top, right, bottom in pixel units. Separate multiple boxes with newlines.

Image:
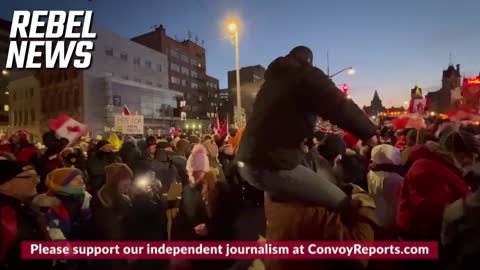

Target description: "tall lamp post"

left=329, top=67, right=355, bottom=78
left=227, top=22, right=243, bottom=127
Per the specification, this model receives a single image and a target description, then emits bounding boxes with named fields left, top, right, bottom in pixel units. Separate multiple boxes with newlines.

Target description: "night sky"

left=1, top=0, right=479, bottom=107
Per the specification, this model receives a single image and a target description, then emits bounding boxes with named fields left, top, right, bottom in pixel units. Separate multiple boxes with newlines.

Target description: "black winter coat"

left=86, top=151, right=120, bottom=193
left=0, top=194, right=52, bottom=270
left=152, top=150, right=181, bottom=193
left=236, top=55, right=377, bottom=170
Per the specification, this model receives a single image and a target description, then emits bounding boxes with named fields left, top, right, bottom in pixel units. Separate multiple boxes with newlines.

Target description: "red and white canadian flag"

left=122, top=104, right=131, bottom=115
left=48, top=114, right=87, bottom=144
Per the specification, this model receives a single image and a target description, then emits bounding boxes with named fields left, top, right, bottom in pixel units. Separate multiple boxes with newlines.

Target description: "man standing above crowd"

left=237, top=46, right=377, bottom=211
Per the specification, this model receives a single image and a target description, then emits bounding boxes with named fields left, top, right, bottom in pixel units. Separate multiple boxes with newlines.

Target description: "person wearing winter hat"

left=90, top=163, right=133, bottom=270
left=86, top=140, right=120, bottom=193
left=175, top=138, right=192, bottom=158
left=342, top=132, right=360, bottom=150
left=7, top=130, right=38, bottom=164
left=367, top=144, right=404, bottom=229
left=0, top=160, right=52, bottom=270
left=173, top=144, right=240, bottom=270
left=316, top=133, right=347, bottom=166
left=203, top=139, right=226, bottom=182
left=90, top=163, right=132, bottom=245
left=33, top=168, right=91, bottom=241
left=397, top=129, right=474, bottom=244
left=142, top=136, right=157, bottom=161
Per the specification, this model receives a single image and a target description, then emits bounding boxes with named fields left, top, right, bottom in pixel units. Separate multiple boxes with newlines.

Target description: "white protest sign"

left=114, top=115, right=144, bottom=134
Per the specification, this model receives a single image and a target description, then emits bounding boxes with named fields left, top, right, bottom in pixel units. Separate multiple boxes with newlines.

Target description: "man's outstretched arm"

left=302, top=67, right=377, bottom=140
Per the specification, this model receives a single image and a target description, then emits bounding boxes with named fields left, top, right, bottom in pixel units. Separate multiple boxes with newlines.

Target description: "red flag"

left=213, top=113, right=221, bottom=135
left=218, top=118, right=229, bottom=137
left=122, top=105, right=131, bottom=115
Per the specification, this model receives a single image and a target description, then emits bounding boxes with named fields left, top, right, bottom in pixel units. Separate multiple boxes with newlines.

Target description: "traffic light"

left=341, top=83, right=349, bottom=94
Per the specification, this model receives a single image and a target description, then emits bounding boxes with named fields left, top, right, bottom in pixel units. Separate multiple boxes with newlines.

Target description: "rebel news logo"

left=6, top=11, right=96, bottom=69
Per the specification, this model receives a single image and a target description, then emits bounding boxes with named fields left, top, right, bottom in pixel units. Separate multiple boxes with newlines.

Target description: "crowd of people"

left=1, top=46, right=480, bottom=270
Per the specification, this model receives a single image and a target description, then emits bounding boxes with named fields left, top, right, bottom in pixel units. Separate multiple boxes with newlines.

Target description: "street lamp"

left=226, top=21, right=242, bottom=125
left=329, top=67, right=355, bottom=78
left=1, top=70, right=9, bottom=76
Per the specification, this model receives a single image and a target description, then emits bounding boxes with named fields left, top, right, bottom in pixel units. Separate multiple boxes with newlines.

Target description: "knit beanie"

left=156, top=140, right=172, bottom=150
left=187, top=144, right=209, bottom=174
left=317, top=133, right=347, bottom=163
left=371, top=144, right=401, bottom=165
left=146, top=136, right=157, bottom=147
left=0, top=160, right=28, bottom=185
left=105, top=163, right=134, bottom=187
left=46, top=168, right=85, bottom=196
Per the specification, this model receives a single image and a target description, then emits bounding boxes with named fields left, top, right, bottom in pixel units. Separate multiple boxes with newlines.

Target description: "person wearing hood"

left=172, top=144, right=240, bottom=270
left=91, top=163, right=133, bottom=241
left=86, top=140, right=120, bottom=193
left=151, top=141, right=181, bottom=193
left=367, top=144, right=404, bottom=229
left=89, top=163, right=133, bottom=270
left=0, top=160, right=52, bottom=270
left=118, top=141, right=142, bottom=170
left=156, top=140, right=189, bottom=187
left=397, top=129, right=474, bottom=242
left=203, top=139, right=226, bottom=182
left=32, top=168, right=91, bottom=241
left=236, top=46, right=377, bottom=212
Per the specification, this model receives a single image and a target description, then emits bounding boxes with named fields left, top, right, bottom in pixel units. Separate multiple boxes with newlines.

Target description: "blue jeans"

left=237, top=162, right=348, bottom=210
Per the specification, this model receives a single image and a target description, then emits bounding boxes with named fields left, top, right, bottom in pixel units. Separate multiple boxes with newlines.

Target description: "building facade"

left=7, top=75, right=43, bottom=142
left=132, top=25, right=219, bottom=120
left=363, top=90, right=385, bottom=116
left=0, top=18, right=11, bottom=134
left=226, top=65, right=266, bottom=121
left=32, top=27, right=181, bottom=137
left=426, top=64, right=461, bottom=113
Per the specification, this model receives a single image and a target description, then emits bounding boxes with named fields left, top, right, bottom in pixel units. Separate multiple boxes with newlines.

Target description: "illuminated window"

left=3, top=105, right=8, bottom=112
